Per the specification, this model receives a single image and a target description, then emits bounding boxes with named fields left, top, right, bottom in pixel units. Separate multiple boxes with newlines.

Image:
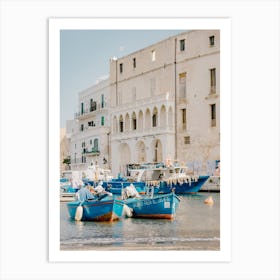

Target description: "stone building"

left=68, top=78, right=111, bottom=171
left=109, top=30, right=220, bottom=175
left=66, top=30, right=220, bottom=176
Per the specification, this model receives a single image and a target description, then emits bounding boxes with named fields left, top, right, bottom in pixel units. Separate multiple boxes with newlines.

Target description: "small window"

left=101, top=116, right=105, bottom=126
left=209, top=36, right=215, bottom=46
left=80, top=124, right=84, bottom=131
left=101, top=94, right=105, bottom=108
left=180, top=39, right=185, bottom=51
left=181, top=108, right=186, bottom=129
left=133, top=58, right=136, bottom=68
left=119, top=63, right=123, bottom=73
left=90, top=139, right=92, bottom=145
left=210, top=104, right=216, bottom=127
left=132, top=118, right=137, bottom=130
left=210, top=68, right=216, bottom=94
left=93, top=139, right=98, bottom=150
left=184, top=136, right=190, bottom=144
left=151, top=50, right=156, bottom=61
left=152, top=113, right=157, bottom=127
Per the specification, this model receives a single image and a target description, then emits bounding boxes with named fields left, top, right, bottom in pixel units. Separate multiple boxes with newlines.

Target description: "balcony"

left=75, top=106, right=108, bottom=120
left=82, top=147, right=100, bottom=156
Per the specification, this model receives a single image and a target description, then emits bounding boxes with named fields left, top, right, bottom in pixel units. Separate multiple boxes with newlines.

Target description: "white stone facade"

left=109, top=30, right=220, bottom=176
left=66, top=30, right=220, bottom=176
left=68, top=79, right=111, bottom=171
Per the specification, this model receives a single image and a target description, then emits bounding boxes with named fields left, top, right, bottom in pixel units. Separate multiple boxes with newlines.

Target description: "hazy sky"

left=60, top=30, right=185, bottom=128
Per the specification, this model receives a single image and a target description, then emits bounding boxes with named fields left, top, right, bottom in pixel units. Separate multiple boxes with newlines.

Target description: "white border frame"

left=49, top=18, right=231, bottom=262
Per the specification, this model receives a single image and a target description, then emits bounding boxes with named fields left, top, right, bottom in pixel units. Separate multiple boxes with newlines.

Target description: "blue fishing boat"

left=155, top=175, right=210, bottom=194
left=123, top=192, right=180, bottom=219
left=67, top=197, right=124, bottom=222
left=127, top=162, right=209, bottom=194
left=66, top=187, right=124, bottom=222
left=102, top=177, right=146, bottom=195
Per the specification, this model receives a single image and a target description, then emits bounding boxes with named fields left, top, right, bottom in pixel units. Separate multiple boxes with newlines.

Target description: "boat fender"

left=123, top=204, right=133, bottom=218
left=75, top=204, right=83, bottom=221
left=204, top=196, right=214, bottom=205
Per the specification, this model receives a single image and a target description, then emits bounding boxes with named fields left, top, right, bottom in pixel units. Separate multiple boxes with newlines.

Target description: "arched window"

left=152, top=107, right=158, bottom=127
left=119, top=115, right=124, bottom=133
left=125, top=113, right=130, bottom=132
left=132, top=112, right=137, bottom=130
left=160, top=105, right=167, bottom=128
left=138, top=110, right=143, bottom=132
left=93, top=138, right=98, bottom=151
left=145, top=109, right=151, bottom=130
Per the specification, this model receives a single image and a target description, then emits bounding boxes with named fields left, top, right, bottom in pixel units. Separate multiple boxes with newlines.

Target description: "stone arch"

left=118, top=143, right=131, bottom=175
left=151, top=139, right=163, bottom=162
left=145, top=108, right=151, bottom=130
left=138, top=110, right=144, bottom=132
left=160, top=105, right=167, bottom=128
left=125, top=113, right=130, bottom=132
left=168, top=106, right=173, bottom=128
left=136, top=140, right=146, bottom=163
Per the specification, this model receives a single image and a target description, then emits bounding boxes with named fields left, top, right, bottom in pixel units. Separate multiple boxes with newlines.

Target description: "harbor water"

left=60, top=192, right=220, bottom=251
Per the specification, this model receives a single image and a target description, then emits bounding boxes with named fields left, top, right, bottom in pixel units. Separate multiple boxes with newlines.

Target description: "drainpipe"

left=174, top=38, right=178, bottom=160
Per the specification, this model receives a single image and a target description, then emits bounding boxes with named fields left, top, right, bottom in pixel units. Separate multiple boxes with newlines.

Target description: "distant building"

left=60, top=127, right=70, bottom=172
left=66, top=30, right=220, bottom=176
left=67, top=79, right=110, bottom=171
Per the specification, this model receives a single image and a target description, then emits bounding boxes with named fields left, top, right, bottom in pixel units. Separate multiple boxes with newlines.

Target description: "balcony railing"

left=82, top=148, right=100, bottom=155
left=75, top=106, right=107, bottom=119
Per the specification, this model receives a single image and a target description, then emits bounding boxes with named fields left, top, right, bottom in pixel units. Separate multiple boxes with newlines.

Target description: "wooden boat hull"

left=67, top=198, right=124, bottom=222
left=124, top=193, right=180, bottom=219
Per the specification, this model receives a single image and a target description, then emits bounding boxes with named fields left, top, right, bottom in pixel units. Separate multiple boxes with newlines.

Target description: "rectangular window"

left=179, top=72, right=186, bottom=98
left=101, top=94, right=105, bottom=108
left=184, top=136, right=190, bottom=144
left=119, top=63, right=123, bottom=73
left=210, top=104, right=216, bottom=127
left=210, top=68, right=216, bottom=94
left=133, top=58, right=136, bottom=68
left=120, top=120, right=124, bottom=132
left=80, top=124, right=84, bottom=131
left=132, top=118, right=137, bottom=130
left=101, top=116, right=105, bottom=126
left=209, top=36, right=215, bottom=46
left=151, top=50, right=156, bottom=61
left=180, top=39, right=185, bottom=51
left=81, top=102, right=84, bottom=114
left=152, top=113, right=157, bottom=127
left=181, top=108, right=186, bottom=130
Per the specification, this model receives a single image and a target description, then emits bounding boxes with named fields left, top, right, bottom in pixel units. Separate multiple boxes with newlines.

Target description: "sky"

left=60, top=30, right=186, bottom=128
